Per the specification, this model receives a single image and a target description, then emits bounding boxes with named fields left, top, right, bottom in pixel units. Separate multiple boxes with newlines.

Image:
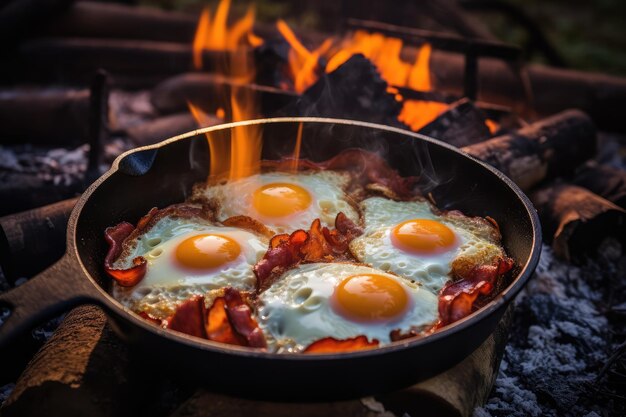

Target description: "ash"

left=475, top=242, right=626, bottom=417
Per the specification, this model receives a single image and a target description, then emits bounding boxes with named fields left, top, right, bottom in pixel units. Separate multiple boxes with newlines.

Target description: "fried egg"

left=349, top=197, right=506, bottom=293
left=196, top=171, right=359, bottom=234
left=112, top=214, right=267, bottom=318
left=257, top=263, right=438, bottom=352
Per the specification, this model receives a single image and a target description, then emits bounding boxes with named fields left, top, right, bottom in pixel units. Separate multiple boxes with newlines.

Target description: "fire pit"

left=0, top=1, right=625, bottom=416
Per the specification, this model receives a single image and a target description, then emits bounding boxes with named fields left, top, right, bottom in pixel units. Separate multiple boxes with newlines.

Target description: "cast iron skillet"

left=0, top=118, right=541, bottom=400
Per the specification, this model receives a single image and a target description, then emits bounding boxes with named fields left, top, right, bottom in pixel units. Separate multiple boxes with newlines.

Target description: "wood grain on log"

left=573, top=163, right=626, bottom=209
left=0, top=197, right=77, bottom=285
left=418, top=98, right=492, bottom=147
left=531, top=184, right=626, bottom=261
left=462, top=109, right=596, bottom=191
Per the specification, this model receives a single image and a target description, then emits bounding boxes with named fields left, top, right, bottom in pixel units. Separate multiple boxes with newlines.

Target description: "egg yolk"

left=175, top=234, right=241, bottom=270
left=391, top=219, right=456, bottom=254
left=252, top=182, right=312, bottom=217
left=333, top=274, right=409, bottom=322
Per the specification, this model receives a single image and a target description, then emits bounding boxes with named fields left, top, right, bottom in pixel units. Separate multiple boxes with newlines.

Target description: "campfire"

left=0, top=0, right=625, bottom=416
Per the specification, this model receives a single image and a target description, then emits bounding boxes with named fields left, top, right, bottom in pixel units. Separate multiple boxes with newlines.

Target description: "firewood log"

left=417, top=98, right=492, bottom=147
left=150, top=73, right=298, bottom=116
left=462, top=109, right=596, bottom=191
left=573, top=163, right=626, bottom=209
left=0, top=306, right=177, bottom=417
left=531, top=183, right=626, bottom=261
left=125, top=113, right=221, bottom=147
left=0, top=197, right=77, bottom=285
left=430, top=50, right=626, bottom=133
left=1, top=306, right=512, bottom=417
left=0, top=88, right=90, bottom=145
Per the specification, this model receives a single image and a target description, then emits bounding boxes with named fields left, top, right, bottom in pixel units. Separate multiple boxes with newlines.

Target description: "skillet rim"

left=68, top=117, right=542, bottom=360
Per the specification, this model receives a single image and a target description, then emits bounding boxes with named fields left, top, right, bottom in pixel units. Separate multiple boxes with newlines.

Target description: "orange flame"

left=290, top=122, right=304, bottom=172
left=193, top=0, right=259, bottom=70
left=277, top=26, right=448, bottom=131
left=398, top=43, right=448, bottom=131
left=189, top=0, right=263, bottom=181
left=277, top=20, right=332, bottom=93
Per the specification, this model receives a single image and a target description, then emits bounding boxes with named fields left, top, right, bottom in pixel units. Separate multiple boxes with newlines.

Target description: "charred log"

left=125, top=113, right=222, bottom=147
left=150, top=73, right=298, bottom=116
left=41, top=1, right=197, bottom=43
left=0, top=88, right=90, bottom=145
left=573, top=163, right=626, bottom=209
left=531, top=184, right=626, bottom=261
left=417, top=98, right=492, bottom=147
left=430, top=50, right=626, bottom=133
left=0, top=197, right=77, bottom=285
left=12, top=38, right=245, bottom=87
left=462, top=109, right=596, bottom=191
left=285, top=54, right=403, bottom=127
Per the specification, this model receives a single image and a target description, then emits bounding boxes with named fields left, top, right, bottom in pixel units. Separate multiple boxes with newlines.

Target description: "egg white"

left=196, top=171, right=359, bottom=234
left=349, top=197, right=506, bottom=293
left=257, top=263, right=439, bottom=352
left=112, top=215, right=267, bottom=318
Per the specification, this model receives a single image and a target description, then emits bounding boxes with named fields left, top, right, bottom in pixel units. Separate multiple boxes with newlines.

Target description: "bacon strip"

left=438, top=257, right=514, bottom=326
left=104, top=222, right=147, bottom=286
left=253, top=213, right=363, bottom=292
left=205, top=297, right=247, bottom=346
left=304, top=336, right=379, bottom=353
left=223, top=288, right=267, bottom=348
left=164, top=296, right=207, bottom=338
left=159, top=288, right=266, bottom=349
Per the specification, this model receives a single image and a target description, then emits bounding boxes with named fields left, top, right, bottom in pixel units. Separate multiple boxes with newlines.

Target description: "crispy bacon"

left=322, top=212, right=363, bottom=253
left=104, top=222, right=147, bottom=286
left=438, top=257, right=514, bottom=326
left=205, top=297, right=247, bottom=346
left=304, top=336, right=379, bottom=353
left=104, top=203, right=214, bottom=287
left=158, top=288, right=266, bottom=348
left=254, top=229, right=309, bottom=292
left=223, top=288, right=267, bottom=348
left=389, top=325, right=437, bottom=342
left=253, top=213, right=363, bottom=292
left=164, top=296, right=207, bottom=338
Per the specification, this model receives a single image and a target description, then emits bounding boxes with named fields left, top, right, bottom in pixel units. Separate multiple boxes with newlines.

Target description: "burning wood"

left=417, top=98, right=492, bottom=147
left=150, top=73, right=297, bottom=116
left=462, top=109, right=597, bottom=191
left=531, top=184, right=626, bottom=261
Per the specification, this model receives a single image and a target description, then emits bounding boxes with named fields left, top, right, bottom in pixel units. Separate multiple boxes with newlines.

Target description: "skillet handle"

left=0, top=254, right=101, bottom=348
